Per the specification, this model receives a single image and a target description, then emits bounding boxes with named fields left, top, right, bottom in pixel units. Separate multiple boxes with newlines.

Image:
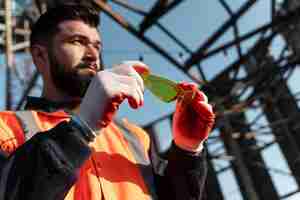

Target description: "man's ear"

left=30, top=45, right=49, bottom=74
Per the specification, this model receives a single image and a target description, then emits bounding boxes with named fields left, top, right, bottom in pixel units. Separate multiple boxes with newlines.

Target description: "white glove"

left=78, top=61, right=148, bottom=131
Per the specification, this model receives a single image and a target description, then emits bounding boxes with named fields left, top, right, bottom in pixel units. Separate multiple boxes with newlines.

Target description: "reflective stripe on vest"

left=117, top=121, right=157, bottom=200
left=0, top=111, right=25, bottom=153
left=14, top=111, right=157, bottom=199
left=15, top=111, right=41, bottom=141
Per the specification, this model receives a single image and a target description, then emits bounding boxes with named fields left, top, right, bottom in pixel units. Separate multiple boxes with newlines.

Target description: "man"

left=0, top=4, right=215, bottom=200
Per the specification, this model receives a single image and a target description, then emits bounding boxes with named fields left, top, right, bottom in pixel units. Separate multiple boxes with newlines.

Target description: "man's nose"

left=85, top=44, right=99, bottom=60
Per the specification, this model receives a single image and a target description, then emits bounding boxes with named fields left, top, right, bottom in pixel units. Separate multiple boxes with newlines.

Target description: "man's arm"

left=0, top=121, right=91, bottom=200
left=0, top=61, right=148, bottom=200
left=152, top=142, right=207, bottom=200
left=152, top=82, right=214, bottom=200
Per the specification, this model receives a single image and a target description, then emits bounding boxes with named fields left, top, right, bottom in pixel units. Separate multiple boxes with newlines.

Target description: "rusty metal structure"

left=1, top=0, right=300, bottom=199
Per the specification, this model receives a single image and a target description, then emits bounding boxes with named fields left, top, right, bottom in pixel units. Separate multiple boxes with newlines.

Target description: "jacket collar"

left=24, top=96, right=79, bottom=114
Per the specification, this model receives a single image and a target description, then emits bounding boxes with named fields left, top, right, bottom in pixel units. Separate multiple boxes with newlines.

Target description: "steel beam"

left=184, top=0, right=259, bottom=68
left=204, top=151, right=225, bottom=200
left=139, top=0, right=184, bottom=33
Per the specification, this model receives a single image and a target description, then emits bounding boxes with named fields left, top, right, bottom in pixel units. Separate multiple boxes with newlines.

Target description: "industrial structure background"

left=1, top=0, right=300, bottom=199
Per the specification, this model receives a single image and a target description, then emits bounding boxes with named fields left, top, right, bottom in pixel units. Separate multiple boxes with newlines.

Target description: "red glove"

left=173, top=82, right=215, bottom=152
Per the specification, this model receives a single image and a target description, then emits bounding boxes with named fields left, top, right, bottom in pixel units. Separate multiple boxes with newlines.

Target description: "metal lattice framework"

left=2, top=0, right=300, bottom=199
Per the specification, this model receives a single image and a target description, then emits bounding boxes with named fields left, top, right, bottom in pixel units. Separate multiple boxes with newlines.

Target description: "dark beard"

left=49, top=53, right=93, bottom=98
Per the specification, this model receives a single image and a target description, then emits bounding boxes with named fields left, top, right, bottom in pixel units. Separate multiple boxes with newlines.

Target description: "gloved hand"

left=78, top=61, right=148, bottom=131
left=173, top=82, right=215, bottom=152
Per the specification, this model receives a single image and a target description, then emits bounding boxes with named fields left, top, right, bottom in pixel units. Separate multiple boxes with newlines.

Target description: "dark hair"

left=30, top=4, right=100, bottom=47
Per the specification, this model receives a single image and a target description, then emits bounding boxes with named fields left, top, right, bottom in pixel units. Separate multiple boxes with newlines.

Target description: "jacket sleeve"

left=0, top=121, right=91, bottom=200
left=153, top=142, right=207, bottom=200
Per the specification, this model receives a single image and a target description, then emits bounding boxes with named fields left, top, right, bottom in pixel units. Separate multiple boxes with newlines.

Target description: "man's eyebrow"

left=65, top=33, right=102, bottom=46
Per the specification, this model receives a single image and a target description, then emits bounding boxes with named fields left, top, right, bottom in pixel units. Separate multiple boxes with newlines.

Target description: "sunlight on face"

left=48, top=20, right=102, bottom=97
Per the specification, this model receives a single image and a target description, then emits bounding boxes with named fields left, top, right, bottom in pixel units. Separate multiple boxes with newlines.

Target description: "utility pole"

left=4, top=0, right=13, bottom=109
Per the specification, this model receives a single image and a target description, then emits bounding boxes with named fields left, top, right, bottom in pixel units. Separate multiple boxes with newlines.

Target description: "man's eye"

left=94, top=44, right=101, bottom=51
left=70, top=39, right=83, bottom=45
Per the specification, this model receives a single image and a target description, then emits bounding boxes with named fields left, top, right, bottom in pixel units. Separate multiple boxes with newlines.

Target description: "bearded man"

left=0, top=4, right=215, bottom=200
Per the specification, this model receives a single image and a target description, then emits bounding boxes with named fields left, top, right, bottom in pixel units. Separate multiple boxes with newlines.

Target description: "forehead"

left=56, top=20, right=101, bottom=42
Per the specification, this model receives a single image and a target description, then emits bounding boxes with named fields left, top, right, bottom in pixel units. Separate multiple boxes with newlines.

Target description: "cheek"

left=56, top=45, right=84, bottom=67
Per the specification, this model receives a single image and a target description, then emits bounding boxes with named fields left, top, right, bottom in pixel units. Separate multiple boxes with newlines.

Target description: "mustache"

left=77, top=61, right=100, bottom=71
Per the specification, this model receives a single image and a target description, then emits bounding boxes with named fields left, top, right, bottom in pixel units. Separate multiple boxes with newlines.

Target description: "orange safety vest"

left=0, top=110, right=157, bottom=200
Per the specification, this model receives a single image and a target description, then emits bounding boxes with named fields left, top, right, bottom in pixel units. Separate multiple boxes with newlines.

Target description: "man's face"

left=48, top=20, right=102, bottom=98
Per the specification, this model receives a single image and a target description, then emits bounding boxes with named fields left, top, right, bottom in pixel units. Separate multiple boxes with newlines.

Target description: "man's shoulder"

left=0, top=110, right=27, bottom=129
left=0, top=110, right=69, bottom=117
left=0, top=110, right=35, bottom=118
left=0, top=110, right=18, bottom=118
left=0, top=110, right=16, bottom=114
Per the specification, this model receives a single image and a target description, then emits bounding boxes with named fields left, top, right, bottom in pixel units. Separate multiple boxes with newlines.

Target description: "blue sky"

left=1, top=1, right=300, bottom=199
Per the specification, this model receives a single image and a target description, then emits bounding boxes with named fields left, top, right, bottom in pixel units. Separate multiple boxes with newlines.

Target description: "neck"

left=41, top=85, right=81, bottom=113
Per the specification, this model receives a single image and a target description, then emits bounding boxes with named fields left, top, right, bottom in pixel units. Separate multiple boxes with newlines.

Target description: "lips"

left=87, top=64, right=98, bottom=72
left=78, top=62, right=99, bottom=72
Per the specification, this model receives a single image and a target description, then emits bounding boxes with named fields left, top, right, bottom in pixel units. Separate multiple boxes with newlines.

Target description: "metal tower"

left=1, top=0, right=300, bottom=199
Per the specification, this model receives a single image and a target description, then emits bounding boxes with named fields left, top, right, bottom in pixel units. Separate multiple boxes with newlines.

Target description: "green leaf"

left=142, top=74, right=179, bottom=103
